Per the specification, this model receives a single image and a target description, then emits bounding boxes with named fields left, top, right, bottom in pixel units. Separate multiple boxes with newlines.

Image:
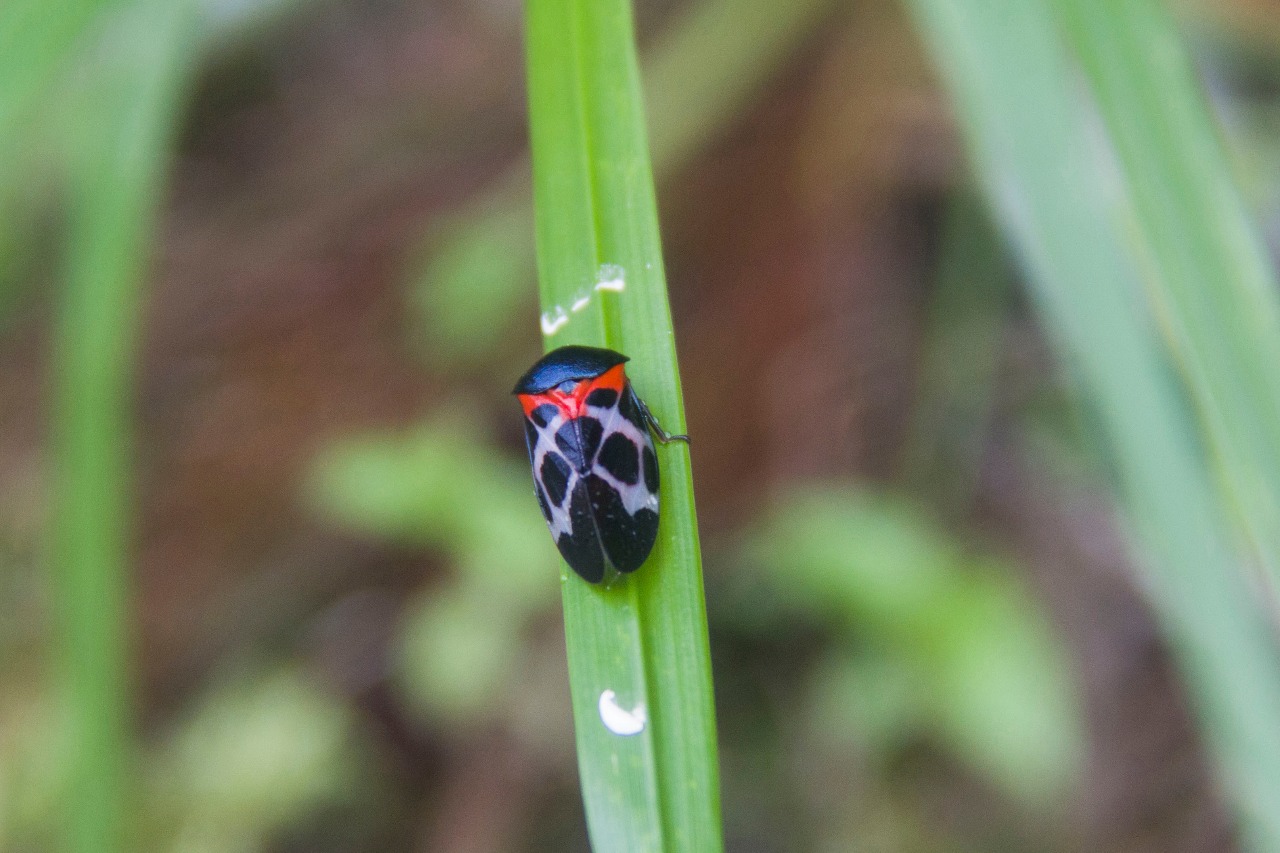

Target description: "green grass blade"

left=1055, top=0, right=1280, bottom=591
left=905, top=1, right=1280, bottom=847
left=50, top=3, right=197, bottom=851
left=525, top=0, right=721, bottom=850
left=0, top=0, right=114, bottom=169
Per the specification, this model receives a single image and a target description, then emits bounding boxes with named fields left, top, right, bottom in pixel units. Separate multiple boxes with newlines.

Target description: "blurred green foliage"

left=903, top=191, right=1012, bottom=508
left=1, top=667, right=365, bottom=850
left=308, top=421, right=558, bottom=727
left=742, top=488, right=1081, bottom=806
left=148, top=670, right=367, bottom=853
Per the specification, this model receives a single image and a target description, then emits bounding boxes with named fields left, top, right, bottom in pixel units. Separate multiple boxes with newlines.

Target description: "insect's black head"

left=513, top=345, right=630, bottom=395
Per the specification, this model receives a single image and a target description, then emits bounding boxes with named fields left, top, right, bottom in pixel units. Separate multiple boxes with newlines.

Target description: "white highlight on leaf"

left=599, top=689, right=646, bottom=736
left=540, top=305, right=569, bottom=335
left=571, top=295, right=591, bottom=313
left=595, top=264, right=626, bottom=292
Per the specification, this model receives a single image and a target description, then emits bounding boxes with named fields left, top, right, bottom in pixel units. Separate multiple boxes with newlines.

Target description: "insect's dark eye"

left=556, top=380, right=579, bottom=394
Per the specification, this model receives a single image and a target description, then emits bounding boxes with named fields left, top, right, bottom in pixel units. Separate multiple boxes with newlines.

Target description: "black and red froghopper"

left=513, top=345, right=688, bottom=583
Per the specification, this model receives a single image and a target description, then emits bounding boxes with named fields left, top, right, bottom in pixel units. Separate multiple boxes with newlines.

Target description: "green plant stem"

left=526, top=0, right=722, bottom=850
left=0, top=0, right=111, bottom=171
left=906, top=1, right=1280, bottom=847
left=1056, top=0, right=1280, bottom=596
left=51, top=3, right=195, bottom=851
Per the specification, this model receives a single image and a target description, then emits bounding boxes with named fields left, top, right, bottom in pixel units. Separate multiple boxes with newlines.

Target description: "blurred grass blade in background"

left=0, top=0, right=112, bottom=171
left=416, top=0, right=834, bottom=364
left=526, top=0, right=722, bottom=849
left=906, top=0, right=1280, bottom=847
left=1056, top=0, right=1280, bottom=592
left=50, top=1, right=197, bottom=850
left=902, top=189, right=1010, bottom=508
left=0, top=0, right=115, bottom=334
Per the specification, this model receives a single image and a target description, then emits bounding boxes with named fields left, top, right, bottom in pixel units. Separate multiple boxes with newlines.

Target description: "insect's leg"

left=634, top=393, right=690, bottom=445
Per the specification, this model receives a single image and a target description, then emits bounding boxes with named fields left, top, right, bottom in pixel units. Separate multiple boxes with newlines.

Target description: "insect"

left=513, top=345, right=688, bottom=583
